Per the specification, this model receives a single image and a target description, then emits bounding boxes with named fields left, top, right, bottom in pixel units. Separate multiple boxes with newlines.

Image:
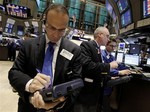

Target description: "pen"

left=36, top=68, right=41, bottom=73
left=36, top=68, right=51, bottom=88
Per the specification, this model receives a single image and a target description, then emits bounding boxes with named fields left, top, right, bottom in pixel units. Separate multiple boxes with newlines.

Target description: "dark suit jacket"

left=8, top=35, right=82, bottom=112
left=77, top=40, right=110, bottom=106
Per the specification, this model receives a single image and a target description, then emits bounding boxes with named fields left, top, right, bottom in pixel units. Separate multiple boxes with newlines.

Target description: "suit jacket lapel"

left=35, top=35, right=46, bottom=71
left=91, top=40, right=102, bottom=62
left=53, top=38, right=68, bottom=84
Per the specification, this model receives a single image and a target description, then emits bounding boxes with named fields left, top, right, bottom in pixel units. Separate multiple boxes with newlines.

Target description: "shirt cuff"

left=25, top=79, right=33, bottom=92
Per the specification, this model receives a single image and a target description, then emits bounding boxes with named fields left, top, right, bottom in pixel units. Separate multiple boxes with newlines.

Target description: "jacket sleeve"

left=80, top=41, right=110, bottom=75
left=8, top=40, right=36, bottom=102
left=110, top=69, right=119, bottom=76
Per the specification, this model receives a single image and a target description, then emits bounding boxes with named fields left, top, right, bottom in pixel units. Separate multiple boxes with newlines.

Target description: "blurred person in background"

left=73, top=27, right=118, bottom=112
left=7, top=39, right=16, bottom=61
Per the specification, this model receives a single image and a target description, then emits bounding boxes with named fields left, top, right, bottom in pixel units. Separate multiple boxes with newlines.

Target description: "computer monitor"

left=106, top=0, right=113, bottom=15
left=143, top=0, right=150, bottom=18
left=129, top=44, right=141, bottom=54
left=121, top=9, right=132, bottom=27
left=118, top=42, right=125, bottom=52
left=116, top=52, right=124, bottom=63
left=146, top=58, right=150, bottom=65
left=117, top=0, right=129, bottom=13
left=147, top=48, right=150, bottom=53
left=17, top=25, right=24, bottom=36
left=124, top=54, right=140, bottom=66
left=6, top=23, right=13, bottom=28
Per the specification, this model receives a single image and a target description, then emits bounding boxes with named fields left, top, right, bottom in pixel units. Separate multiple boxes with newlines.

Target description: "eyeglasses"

left=101, top=33, right=110, bottom=38
left=45, top=23, right=66, bottom=34
left=109, top=45, right=117, bottom=48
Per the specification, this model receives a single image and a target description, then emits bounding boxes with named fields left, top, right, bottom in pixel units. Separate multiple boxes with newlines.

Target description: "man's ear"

left=98, top=33, right=101, bottom=38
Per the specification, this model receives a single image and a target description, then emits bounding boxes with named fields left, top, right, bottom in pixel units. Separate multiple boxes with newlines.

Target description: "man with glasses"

left=102, top=39, right=131, bottom=78
left=8, top=4, right=82, bottom=112
left=101, top=39, right=131, bottom=112
left=73, top=27, right=118, bottom=112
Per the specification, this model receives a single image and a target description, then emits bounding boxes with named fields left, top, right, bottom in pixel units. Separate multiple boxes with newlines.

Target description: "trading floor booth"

left=108, top=73, right=150, bottom=112
left=107, top=50, right=150, bottom=112
left=118, top=77, right=150, bottom=112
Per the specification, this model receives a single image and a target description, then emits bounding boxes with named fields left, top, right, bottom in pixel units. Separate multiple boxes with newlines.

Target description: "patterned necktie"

left=42, top=42, right=54, bottom=87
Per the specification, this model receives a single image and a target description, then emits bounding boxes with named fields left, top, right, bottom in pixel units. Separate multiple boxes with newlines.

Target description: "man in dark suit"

left=8, top=4, right=82, bottom=112
left=73, top=27, right=118, bottom=112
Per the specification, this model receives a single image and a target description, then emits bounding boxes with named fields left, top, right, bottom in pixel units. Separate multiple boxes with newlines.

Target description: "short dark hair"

left=107, top=38, right=117, bottom=45
left=44, top=4, right=69, bottom=22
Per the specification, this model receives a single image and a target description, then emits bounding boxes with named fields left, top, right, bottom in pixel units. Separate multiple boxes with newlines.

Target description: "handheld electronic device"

left=40, top=78, right=84, bottom=102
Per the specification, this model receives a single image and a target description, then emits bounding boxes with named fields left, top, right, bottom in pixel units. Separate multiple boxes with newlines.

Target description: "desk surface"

left=107, top=74, right=150, bottom=112
left=107, top=73, right=150, bottom=87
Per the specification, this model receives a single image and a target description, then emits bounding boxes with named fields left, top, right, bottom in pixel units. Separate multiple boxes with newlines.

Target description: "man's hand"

left=119, top=69, right=131, bottom=76
left=111, top=76, right=119, bottom=80
left=109, top=61, right=118, bottom=69
left=30, top=91, right=65, bottom=110
left=29, top=73, right=51, bottom=93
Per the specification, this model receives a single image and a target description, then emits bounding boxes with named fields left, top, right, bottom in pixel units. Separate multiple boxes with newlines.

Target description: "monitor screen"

left=6, top=23, right=13, bottom=28
left=5, top=3, right=31, bottom=18
left=143, top=0, right=150, bottom=18
left=118, top=42, right=125, bottom=51
left=121, top=9, right=132, bottom=27
left=5, top=23, right=13, bottom=34
left=34, top=27, right=39, bottom=35
left=17, top=25, right=24, bottom=36
left=147, top=58, right=150, bottom=65
left=147, top=48, right=150, bottom=53
left=124, top=54, right=140, bottom=66
left=129, top=44, right=141, bottom=54
left=117, top=0, right=129, bottom=13
left=116, top=52, right=124, bottom=63
left=4, top=27, right=12, bottom=33
left=106, top=0, right=113, bottom=15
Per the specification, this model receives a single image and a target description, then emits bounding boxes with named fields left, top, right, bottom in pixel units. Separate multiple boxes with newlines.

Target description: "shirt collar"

left=94, top=40, right=100, bottom=48
left=105, top=49, right=111, bottom=55
left=45, top=34, right=61, bottom=46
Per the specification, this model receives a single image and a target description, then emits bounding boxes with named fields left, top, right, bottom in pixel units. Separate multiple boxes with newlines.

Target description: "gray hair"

left=94, top=27, right=107, bottom=39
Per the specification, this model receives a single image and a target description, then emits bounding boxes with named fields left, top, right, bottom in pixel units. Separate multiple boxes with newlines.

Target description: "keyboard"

left=107, top=75, right=133, bottom=87
left=142, top=72, right=150, bottom=78
left=130, top=69, right=143, bottom=74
